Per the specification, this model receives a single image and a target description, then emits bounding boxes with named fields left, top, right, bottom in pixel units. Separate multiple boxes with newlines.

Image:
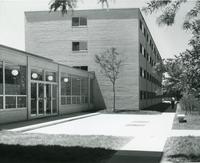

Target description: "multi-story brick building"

left=25, top=8, right=162, bottom=110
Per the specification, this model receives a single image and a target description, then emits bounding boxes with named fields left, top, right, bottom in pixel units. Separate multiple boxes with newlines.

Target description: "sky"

left=0, top=0, right=195, bottom=59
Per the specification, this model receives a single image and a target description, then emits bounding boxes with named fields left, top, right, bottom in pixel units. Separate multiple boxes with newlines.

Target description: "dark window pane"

left=67, top=97, right=71, bottom=104
left=72, top=78, right=80, bottom=95
left=72, top=17, right=79, bottom=26
left=0, top=62, right=2, bottom=95
left=81, top=78, right=88, bottom=96
left=0, top=96, right=3, bottom=109
left=80, top=17, right=87, bottom=26
left=61, top=76, right=71, bottom=95
left=72, top=97, right=76, bottom=104
left=140, top=67, right=142, bottom=77
left=140, top=43, right=142, bottom=54
left=90, top=79, right=93, bottom=104
left=140, top=91, right=142, bottom=100
left=77, top=97, right=80, bottom=104
left=72, top=42, right=80, bottom=51
left=5, top=64, right=26, bottom=95
left=17, top=96, right=26, bottom=108
left=140, top=20, right=142, bottom=30
left=61, top=97, right=66, bottom=105
left=6, top=96, right=16, bottom=109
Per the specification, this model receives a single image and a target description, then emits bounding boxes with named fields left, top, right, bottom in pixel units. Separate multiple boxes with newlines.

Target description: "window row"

left=139, top=20, right=161, bottom=62
left=140, top=91, right=162, bottom=100
left=0, top=62, right=27, bottom=109
left=140, top=43, right=156, bottom=67
left=140, top=67, right=162, bottom=87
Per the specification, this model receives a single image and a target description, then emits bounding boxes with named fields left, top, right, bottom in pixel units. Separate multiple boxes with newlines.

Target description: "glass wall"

left=0, top=62, right=3, bottom=109
left=61, top=74, right=89, bottom=105
left=5, top=63, right=27, bottom=109
left=81, top=78, right=88, bottom=104
left=90, top=79, right=93, bottom=104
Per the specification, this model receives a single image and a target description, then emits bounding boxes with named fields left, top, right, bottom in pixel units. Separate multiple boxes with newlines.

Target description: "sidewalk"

left=170, top=129, right=200, bottom=137
left=0, top=111, right=99, bottom=131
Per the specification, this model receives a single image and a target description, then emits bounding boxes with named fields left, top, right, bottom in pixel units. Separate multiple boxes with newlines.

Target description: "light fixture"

left=11, top=69, right=19, bottom=76
left=32, top=73, right=38, bottom=79
left=63, top=77, right=69, bottom=83
left=48, top=75, right=53, bottom=81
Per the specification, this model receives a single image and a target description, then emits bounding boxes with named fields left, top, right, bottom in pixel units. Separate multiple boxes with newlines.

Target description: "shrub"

left=180, top=93, right=200, bottom=114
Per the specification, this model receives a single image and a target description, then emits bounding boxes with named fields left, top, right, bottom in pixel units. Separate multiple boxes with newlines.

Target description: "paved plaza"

left=9, top=112, right=175, bottom=152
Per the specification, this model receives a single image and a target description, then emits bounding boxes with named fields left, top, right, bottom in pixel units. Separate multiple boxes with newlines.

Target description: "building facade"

left=25, top=8, right=162, bottom=110
left=0, top=44, right=95, bottom=124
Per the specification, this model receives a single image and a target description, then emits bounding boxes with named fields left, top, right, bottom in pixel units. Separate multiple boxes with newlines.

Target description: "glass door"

left=31, top=83, right=37, bottom=115
left=31, top=82, right=57, bottom=117
left=52, top=84, right=57, bottom=113
left=46, top=84, right=52, bottom=115
left=38, top=83, right=44, bottom=115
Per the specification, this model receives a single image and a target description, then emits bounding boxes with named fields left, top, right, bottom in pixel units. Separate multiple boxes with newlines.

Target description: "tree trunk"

left=113, top=83, right=115, bottom=112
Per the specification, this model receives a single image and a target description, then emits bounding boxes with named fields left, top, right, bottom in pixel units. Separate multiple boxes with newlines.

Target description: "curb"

left=7, top=112, right=100, bottom=132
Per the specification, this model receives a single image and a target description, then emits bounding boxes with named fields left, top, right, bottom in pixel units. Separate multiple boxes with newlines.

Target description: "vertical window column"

left=0, top=62, right=3, bottom=109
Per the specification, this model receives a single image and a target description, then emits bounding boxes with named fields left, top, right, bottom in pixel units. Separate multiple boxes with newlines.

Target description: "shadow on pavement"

left=143, top=103, right=176, bottom=113
left=108, top=150, right=163, bottom=163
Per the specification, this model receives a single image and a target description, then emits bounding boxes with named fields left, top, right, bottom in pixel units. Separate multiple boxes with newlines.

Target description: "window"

left=90, top=79, right=93, bottom=104
left=61, top=74, right=89, bottom=105
left=61, top=74, right=71, bottom=105
left=144, top=49, right=146, bottom=58
left=72, top=17, right=87, bottom=26
left=72, top=41, right=88, bottom=51
left=147, top=72, right=149, bottom=80
left=144, top=70, right=146, bottom=79
left=0, top=62, right=2, bottom=109
left=144, top=28, right=146, bottom=37
left=5, top=63, right=27, bottom=109
left=144, top=91, right=146, bottom=99
left=73, top=66, right=88, bottom=71
left=140, top=43, right=145, bottom=56
left=81, top=78, right=88, bottom=104
left=140, top=67, right=142, bottom=77
left=139, top=20, right=143, bottom=30
left=146, top=53, right=149, bottom=62
left=140, top=91, right=143, bottom=100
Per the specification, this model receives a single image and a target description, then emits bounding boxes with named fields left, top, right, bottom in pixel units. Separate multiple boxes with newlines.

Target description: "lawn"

left=172, top=103, right=200, bottom=130
left=0, top=131, right=132, bottom=163
left=172, top=113, right=200, bottom=130
left=163, top=136, right=200, bottom=162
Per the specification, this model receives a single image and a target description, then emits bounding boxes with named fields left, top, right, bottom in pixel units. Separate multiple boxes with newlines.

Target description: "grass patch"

left=163, top=136, right=200, bottom=162
left=172, top=103, right=200, bottom=130
left=0, top=131, right=132, bottom=162
left=0, top=144, right=116, bottom=163
left=172, top=113, right=200, bottom=130
left=0, top=131, right=132, bottom=150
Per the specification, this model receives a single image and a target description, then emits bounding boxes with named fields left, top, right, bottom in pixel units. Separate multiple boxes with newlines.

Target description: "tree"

left=49, top=0, right=109, bottom=14
left=95, top=47, right=123, bottom=112
left=143, top=0, right=200, bottom=97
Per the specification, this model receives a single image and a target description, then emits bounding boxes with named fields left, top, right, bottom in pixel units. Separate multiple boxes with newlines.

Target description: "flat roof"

left=0, top=44, right=53, bottom=61
left=0, top=44, right=93, bottom=74
left=25, top=8, right=140, bottom=22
